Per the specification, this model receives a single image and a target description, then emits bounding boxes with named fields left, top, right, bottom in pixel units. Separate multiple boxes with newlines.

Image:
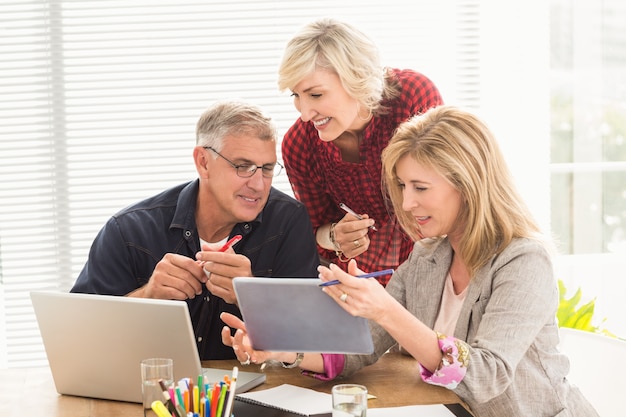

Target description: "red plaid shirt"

left=282, top=68, right=443, bottom=285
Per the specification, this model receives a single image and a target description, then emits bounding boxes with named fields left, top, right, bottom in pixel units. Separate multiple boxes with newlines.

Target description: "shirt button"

left=243, top=223, right=250, bottom=229
left=197, top=336, right=203, bottom=342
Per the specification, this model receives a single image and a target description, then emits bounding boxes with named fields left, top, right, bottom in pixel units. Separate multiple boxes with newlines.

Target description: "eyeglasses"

left=204, top=146, right=283, bottom=178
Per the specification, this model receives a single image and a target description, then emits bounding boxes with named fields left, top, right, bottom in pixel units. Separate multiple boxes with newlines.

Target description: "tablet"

left=233, top=277, right=374, bottom=354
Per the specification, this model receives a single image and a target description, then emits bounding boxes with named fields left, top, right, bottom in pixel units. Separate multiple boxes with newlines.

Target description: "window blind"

left=0, top=0, right=463, bottom=368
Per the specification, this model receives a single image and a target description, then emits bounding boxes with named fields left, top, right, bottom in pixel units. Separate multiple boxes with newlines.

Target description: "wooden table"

left=0, top=352, right=472, bottom=416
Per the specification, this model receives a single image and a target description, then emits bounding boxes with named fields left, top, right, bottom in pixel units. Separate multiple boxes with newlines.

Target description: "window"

left=550, top=0, right=626, bottom=255
left=549, top=0, right=626, bottom=338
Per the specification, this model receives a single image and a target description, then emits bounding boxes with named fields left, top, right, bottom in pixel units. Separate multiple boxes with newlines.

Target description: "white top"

left=433, top=272, right=468, bottom=336
left=200, top=236, right=227, bottom=251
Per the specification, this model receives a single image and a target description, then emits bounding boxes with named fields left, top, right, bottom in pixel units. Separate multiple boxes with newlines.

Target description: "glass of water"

left=332, top=383, right=367, bottom=417
left=141, top=358, right=174, bottom=417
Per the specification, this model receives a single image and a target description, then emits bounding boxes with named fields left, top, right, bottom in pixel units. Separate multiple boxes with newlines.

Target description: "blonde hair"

left=382, top=105, right=541, bottom=277
left=277, top=18, right=399, bottom=115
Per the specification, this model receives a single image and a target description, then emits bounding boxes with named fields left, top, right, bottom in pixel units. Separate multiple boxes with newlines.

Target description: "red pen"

left=199, top=234, right=242, bottom=275
left=218, top=234, right=242, bottom=252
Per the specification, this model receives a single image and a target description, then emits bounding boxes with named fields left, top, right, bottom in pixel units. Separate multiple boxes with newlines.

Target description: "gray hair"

left=195, top=101, right=277, bottom=152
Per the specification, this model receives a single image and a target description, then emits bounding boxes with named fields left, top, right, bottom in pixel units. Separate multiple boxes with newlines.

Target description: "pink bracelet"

left=419, top=332, right=469, bottom=389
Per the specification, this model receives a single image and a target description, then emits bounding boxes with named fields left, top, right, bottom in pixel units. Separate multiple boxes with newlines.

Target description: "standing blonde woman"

left=223, top=106, right=599, bottom=416
left=279, top=18, right=443, bottom=284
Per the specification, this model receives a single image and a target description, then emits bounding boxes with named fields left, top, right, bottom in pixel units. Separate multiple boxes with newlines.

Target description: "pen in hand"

left=218, top=234, right=242, bottom=252
left=339, top=202, right=378, bottom=231
left=200, top=234, right=242, bottom=277
left=319, top=268, right=394, bottom=287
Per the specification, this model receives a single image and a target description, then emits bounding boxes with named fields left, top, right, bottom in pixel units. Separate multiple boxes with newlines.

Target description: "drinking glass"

left=141, top=358, right=173, bottom=417
left=332, top=383, right=367, bottom=417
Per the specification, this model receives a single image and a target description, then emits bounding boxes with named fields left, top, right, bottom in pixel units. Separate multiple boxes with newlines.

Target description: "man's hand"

left=197, top=246, right=252, bottom=304
left=129, top=253, right=206, bottom=300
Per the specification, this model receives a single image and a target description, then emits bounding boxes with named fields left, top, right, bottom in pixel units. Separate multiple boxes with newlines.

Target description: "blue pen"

left=318, top=268, right=394, bottom=287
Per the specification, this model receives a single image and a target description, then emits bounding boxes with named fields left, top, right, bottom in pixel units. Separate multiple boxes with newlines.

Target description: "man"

left=71, top=101, right=320, bottom=359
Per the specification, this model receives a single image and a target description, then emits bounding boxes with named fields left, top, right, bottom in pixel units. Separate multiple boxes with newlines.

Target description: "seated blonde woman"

left=221, top=105, right=599, bottom=417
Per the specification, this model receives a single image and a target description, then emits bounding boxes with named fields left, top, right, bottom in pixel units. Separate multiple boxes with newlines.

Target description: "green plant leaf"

left=571, top=299, right=596, bottom=331
left=557, top=279, right=610, bottom=335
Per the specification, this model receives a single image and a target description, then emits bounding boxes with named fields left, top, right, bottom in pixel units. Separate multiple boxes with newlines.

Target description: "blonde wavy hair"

left=278, top=18, right=399, bottom=115
left=381, top=105, right=541, bottom=277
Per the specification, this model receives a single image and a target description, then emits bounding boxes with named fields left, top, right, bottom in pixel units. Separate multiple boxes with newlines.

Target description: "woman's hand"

left=332, top=213, right=375, bottom=259
left=319, top=261, right=442, bottom=374
left=318, top=260, right=396, bottom=323
left=220, top=312, right=282, bottom=365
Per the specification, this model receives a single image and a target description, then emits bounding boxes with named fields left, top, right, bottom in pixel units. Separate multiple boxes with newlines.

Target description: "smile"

left=313, top=117, right=331, bottom=127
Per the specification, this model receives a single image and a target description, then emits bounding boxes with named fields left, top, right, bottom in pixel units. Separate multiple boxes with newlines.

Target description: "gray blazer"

left=341, top=238, right=598, bottom=417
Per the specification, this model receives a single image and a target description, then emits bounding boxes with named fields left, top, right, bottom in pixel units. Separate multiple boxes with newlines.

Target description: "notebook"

left=30, top=291, right=266, bottom=403
left=234, top=384, right=332, bottom=417
left=233, top=277, right=374, bottom=354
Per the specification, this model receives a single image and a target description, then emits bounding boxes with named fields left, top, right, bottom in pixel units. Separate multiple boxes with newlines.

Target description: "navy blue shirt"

left=71, top=180, right=320, bottom=359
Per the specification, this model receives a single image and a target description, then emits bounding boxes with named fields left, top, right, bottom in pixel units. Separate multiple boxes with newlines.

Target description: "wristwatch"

left=281, top=352, right=304, bottom=368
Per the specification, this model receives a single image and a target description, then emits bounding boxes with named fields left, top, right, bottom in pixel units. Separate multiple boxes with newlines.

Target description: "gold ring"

left=353, top=239, right=361, bottom=248
left=340, top=292, right=348, bottom=302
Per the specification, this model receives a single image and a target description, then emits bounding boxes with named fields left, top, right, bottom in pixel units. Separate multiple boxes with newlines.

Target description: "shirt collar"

left=171, top=179, right=265, bottom=239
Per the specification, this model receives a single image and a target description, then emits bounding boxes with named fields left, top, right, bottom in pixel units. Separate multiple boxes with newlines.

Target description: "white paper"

left=236, top=383, right=332, bottom=415
left=367, top=404, right=457, bottom=417
left=237, top=384, right=458, bottom=417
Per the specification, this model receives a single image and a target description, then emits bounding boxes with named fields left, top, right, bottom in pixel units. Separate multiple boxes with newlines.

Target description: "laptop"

left=30, top=291, right=266, bottom=403
left=233, top=277, right=374, bottom=354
